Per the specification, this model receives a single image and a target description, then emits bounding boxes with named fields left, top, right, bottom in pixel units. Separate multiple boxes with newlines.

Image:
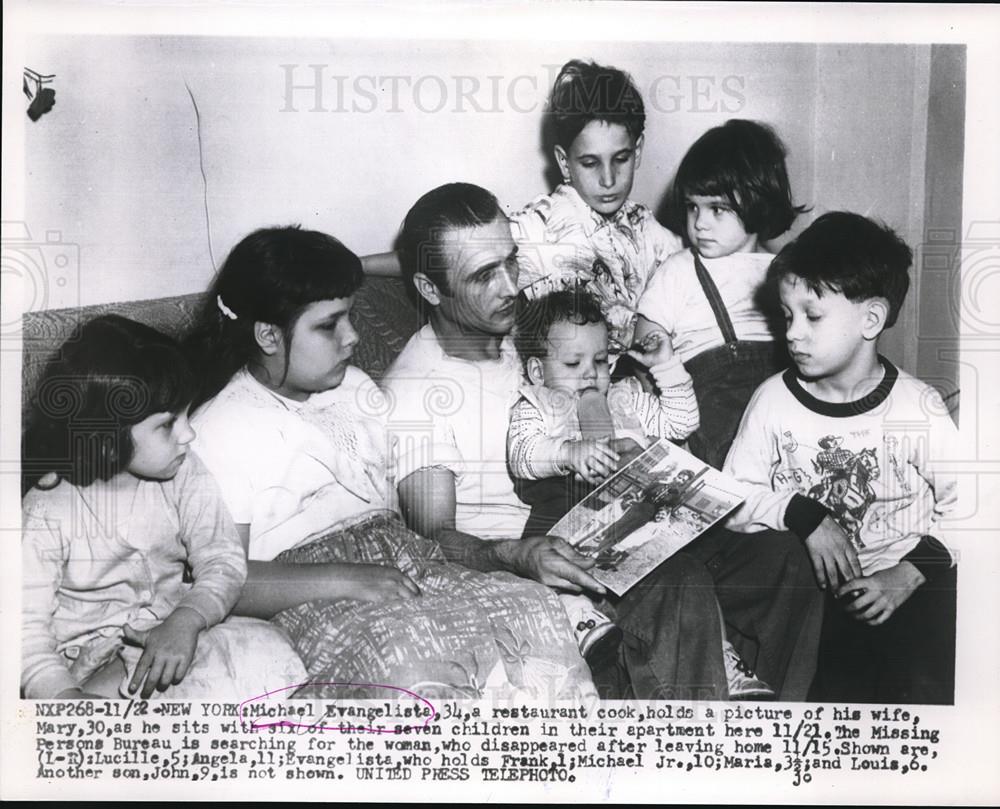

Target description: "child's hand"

left=836, top=561, right=925, bottom=626
left=124, top=606, right=205, bottom=699
left=562, top=438, right=620, bottom=485
left=327, top=564, right=421, bottom=604
left=804, top=515, right=862, bottom=590
left=627, top=329, right=675, bottom=367
left=609, top=437, right=646, bottom=467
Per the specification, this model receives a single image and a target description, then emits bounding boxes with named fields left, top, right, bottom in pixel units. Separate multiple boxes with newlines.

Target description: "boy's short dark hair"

left=670, top=119, right=806, bottom=241
left=767, top=211, right=913, bottom=328
left=513, top=287, right=608, bottom=373
left=547, top=60, right=646, bottom=150
left=397, top=182, right=506, bottom=316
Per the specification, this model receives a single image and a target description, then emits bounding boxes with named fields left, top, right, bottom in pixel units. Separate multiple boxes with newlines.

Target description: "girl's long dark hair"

left=183, top=226, right=364, bottom=409
left=22, top=315, right=197, bottom=494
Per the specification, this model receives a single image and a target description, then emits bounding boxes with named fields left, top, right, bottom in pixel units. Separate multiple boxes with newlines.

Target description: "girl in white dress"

left=185, top=226, right=595, bottom=701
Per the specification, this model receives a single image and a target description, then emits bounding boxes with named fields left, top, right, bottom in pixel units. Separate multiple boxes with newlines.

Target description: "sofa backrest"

left=21, top=275, right=421, bottom=423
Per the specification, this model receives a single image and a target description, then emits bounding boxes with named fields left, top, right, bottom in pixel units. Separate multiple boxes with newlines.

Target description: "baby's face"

left=531, top=320, right=612, bottom=396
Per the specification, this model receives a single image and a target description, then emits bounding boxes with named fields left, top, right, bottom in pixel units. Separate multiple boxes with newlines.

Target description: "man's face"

left=434, top=216, right=520, bottom=336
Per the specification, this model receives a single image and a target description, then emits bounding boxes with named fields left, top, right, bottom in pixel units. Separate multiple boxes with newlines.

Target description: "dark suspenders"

left=692, top=250, right=739, bottom=348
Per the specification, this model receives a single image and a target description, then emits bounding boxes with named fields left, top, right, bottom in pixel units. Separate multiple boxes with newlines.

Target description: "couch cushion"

left=21, top=276, right=421, bottom=423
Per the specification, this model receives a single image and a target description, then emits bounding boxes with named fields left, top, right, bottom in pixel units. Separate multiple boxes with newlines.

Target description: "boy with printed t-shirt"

left=724, top=212, right=959, bottom=704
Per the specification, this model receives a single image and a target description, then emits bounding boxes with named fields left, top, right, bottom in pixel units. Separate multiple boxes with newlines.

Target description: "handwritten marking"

left=238, top=682, right=437, bottom=735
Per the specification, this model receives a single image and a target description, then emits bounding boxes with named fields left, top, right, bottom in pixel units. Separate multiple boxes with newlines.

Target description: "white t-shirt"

left=192, top=366, right=395, bottom=561
left=637, top=249, right=777, bottom=364
left=382, top=324, right=530, bottom=540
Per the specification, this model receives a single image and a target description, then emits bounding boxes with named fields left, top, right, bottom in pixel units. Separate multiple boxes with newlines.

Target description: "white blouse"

left=192, top=366, right=395, bottom=561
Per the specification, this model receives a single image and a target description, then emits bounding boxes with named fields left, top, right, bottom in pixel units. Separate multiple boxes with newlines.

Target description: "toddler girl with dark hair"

left=21, top=315, right=304, bottom=699
left=635, top=119, right=807, bottom=469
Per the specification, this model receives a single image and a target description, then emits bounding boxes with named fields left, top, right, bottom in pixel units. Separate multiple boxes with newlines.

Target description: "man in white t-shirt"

left=383, top=182, right=732, bottom=701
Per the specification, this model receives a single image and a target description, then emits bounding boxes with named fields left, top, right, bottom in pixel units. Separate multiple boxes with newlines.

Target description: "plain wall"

left=22, top=37, right=963, bottom=389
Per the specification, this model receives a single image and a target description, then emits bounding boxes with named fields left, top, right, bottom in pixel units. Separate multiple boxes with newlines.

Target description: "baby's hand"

left=609, top=437, right=646, bottom=467
left=124, top=606, right=205, bottom=699
left=804, top=515, right=862, bottom=590
left=327, top=564, right=421, bottom=604
left=562, top=437, right=620, bottom=485
left=836, top=562, right=925, bottom=626
left=627, top=329, right=674, bottom=367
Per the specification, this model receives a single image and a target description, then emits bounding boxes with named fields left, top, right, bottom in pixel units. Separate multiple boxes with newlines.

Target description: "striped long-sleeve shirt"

left=507, top=357, right=699, bottom=480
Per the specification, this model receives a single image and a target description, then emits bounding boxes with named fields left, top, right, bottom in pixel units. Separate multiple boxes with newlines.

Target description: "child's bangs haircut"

left=547, top=60, right=646, bottom=150
left=186, top=226, right=364, bottom=406
left=513, top=287, right=607, bottom=373
left=398, top=182, right=505, bottom=313
left=766, top=211, right=913, bottom=327
left=671, top=119, right=805, bottom=241
left=23, top=315, right=197, bottom=491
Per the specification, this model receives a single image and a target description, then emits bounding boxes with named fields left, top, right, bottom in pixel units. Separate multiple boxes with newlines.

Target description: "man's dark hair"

left=397, top=182, right=506, bottom=317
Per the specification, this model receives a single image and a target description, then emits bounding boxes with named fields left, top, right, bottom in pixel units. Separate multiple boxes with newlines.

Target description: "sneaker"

left=563, top=596, right=623, bottom=668
left=723, top=640, right=775, bottom=701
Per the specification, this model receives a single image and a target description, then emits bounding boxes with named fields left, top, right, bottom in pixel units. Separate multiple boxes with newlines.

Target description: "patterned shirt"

left=511, top=184, right=683, bottom=355
left=508, top=358, right=699, bottom=479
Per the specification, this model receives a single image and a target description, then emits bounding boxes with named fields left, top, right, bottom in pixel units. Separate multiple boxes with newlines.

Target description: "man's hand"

left=804, top=515, right=862, bottom=589
left=499, top=535, right=607, bottom=596
left=836, top=561, right=924, bottom=626
left=124, top=606, right=206, bottom=699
